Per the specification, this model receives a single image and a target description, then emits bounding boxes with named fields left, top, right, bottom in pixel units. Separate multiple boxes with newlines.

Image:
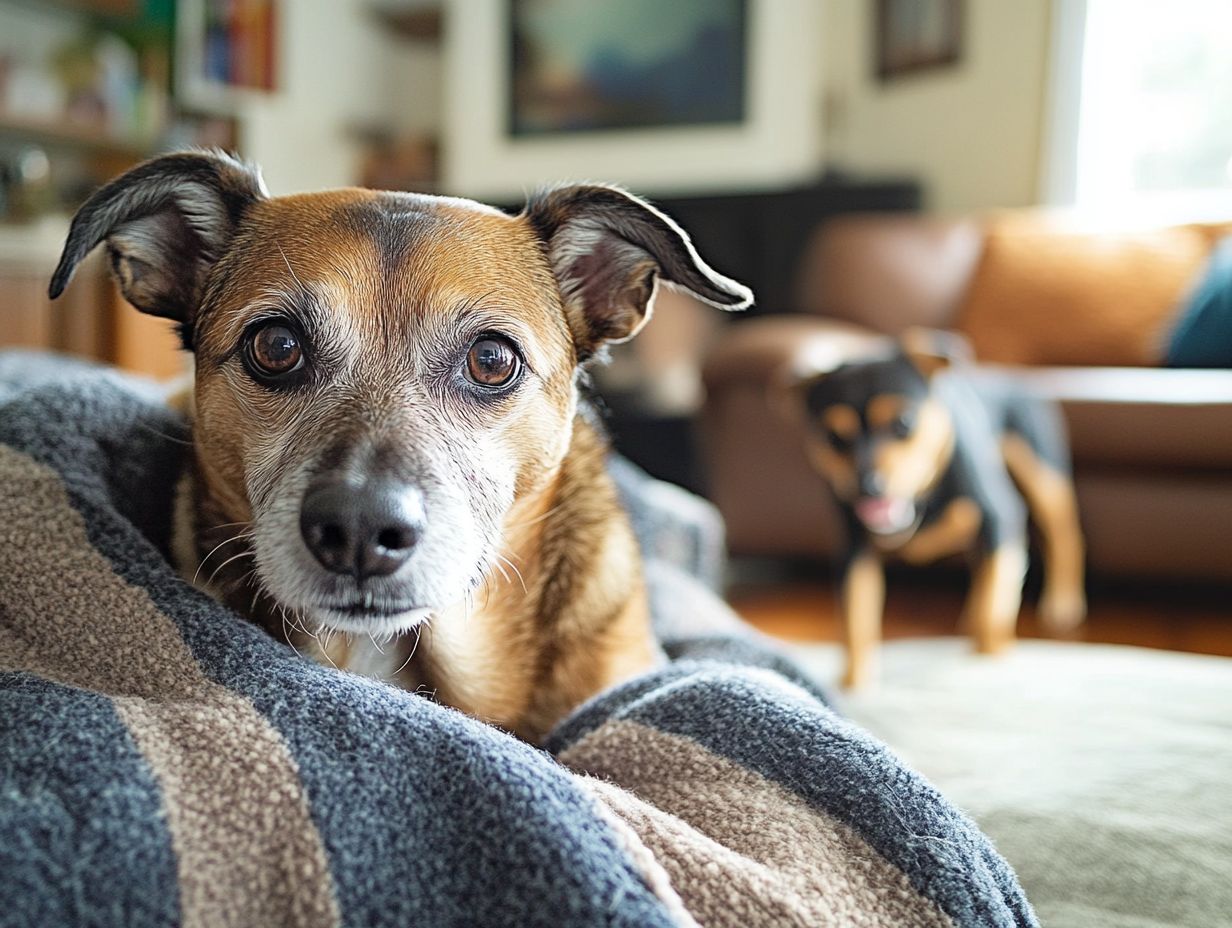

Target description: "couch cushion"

left=1000, top=365, right=1232, bottom=469
left=794, top=215, right=983, bottom=333
left=956, top=220, right=1213, bottom=367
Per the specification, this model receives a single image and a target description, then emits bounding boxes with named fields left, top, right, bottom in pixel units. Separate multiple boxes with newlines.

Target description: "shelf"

left=0, top=0, right=141, bottom=26
left=0, top=112, right=154, bottom=159
left=0, top=215, right=72, bottom=269
left=369, top=2, right=441, bottom=41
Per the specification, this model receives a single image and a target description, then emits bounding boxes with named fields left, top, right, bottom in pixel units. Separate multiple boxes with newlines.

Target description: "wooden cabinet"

left=111, top=292, right=188, bottom=379
left=0, top=247, right=108, bottom=361
left=0, top=229, right=187, bottom=379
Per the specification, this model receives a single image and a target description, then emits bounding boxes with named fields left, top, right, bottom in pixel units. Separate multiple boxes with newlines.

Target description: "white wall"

left=231, top=0, right=1051, bottom=212
left=824, top=0, right=1052, bottom=212
left=237, top=0, right=438, bottom=195
left=440, top=0, right=827, bottom=199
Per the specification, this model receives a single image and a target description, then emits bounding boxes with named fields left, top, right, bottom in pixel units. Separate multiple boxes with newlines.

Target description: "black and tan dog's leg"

left=1002, top=435, right=1087, bottom=632
left=840, top=550, right=885, bottom=688
left=965, top=541, right=1027, bottom=654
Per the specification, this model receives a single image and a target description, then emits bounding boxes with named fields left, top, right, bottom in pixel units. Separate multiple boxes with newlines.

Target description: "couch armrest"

left=702, top=316, right=885, bottom=392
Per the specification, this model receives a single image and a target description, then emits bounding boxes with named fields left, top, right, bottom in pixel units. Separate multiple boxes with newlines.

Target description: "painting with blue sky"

left=510, top=0, right=746, bottom=135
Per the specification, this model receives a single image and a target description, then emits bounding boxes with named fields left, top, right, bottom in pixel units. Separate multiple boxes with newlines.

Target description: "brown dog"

left=50, top=151, right=751, bottom=741
left=778, top=330, right=1085, bottom=687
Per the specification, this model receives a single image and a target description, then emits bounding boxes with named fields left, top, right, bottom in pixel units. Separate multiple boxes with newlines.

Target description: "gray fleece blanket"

left=0, top=352, right=1036, bottom=928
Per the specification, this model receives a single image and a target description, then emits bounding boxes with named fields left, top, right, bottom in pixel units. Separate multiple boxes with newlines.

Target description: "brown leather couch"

left=700, top=213, right=1232, bottom=581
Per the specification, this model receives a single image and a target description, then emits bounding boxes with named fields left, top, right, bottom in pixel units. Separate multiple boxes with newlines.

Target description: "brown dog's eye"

left=890, top=413, right=914, bottom=439
left=465, top=335, right=521, bottom=388
left=248, top=323, right=303, bottom=377
left=827, top=429, right=853, bottom=453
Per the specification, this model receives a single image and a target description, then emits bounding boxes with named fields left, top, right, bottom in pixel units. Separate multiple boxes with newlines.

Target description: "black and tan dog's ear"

left=900, top=327, right=974, bottom=377
left=523, top=184, right=752, bottom=359
left=768, top=362, right=829, bottom=425
left=49, top=150, right=266, bottom=324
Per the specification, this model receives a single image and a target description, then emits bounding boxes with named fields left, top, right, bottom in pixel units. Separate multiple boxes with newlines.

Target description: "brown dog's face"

left=791, top=333, right=964, bottom=537
left=50, top=153, right=751, bottom=635
left=191, top=192, right=580, bottom=632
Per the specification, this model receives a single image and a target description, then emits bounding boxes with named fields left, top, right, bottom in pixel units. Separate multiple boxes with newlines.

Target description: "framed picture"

left=508, top=0, right=747, bottom=136
left=875, top=0, right=963, bottom=81
left=444, top=2, right=824, bottom=199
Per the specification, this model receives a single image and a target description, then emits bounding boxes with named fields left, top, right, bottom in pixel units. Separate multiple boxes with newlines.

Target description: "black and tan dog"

left=49, top=150, right=751, bottom=741
left=781, top=330, right=1086, bottom=687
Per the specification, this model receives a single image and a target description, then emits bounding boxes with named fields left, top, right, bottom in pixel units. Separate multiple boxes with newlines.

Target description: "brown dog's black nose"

left=859, top=472, right=886, bottom=499
left=300, top=479, right=424, bottom=580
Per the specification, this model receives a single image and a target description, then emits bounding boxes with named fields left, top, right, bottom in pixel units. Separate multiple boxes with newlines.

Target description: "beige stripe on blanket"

left=565, top=720, right=953, bottom=928
left=0, top=447, right=340, bottom=928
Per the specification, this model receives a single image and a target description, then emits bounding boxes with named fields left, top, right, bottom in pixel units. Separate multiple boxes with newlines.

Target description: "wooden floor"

left=730, top=565, right=1232, bottom=658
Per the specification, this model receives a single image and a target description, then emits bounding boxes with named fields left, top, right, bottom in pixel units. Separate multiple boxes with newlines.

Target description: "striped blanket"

left=0, top=353, right=1036, bottom=928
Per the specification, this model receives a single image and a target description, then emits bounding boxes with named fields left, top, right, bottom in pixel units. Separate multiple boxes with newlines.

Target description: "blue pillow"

left=1166, top=234, right=1232, bottom=367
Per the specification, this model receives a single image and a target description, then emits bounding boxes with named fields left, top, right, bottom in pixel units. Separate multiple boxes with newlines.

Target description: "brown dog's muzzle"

left=299, top=478, right=426, bottom=582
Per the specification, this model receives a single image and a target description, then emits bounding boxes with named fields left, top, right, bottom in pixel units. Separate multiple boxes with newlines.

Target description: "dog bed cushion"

left=791, top=638, right=1232, bottom=928
left=0, top=352, right=1035, bottom=927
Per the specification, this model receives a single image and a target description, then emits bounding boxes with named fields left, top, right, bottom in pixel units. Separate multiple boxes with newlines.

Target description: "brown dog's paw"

left=972, top=631, right=1014, bottom=656
left=841, top=656, right=875, bottom=690
left=1039, top=589, right=1088, bottom=634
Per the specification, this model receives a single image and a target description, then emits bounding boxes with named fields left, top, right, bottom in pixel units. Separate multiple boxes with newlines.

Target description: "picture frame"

left=507, top=0, right=747, bottom=136
left=875, top=0, right=963, bottom=82
left=442, top=2, right=826, bottom=200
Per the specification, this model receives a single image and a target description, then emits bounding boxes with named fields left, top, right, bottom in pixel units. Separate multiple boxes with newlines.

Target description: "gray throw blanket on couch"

left=0, top=353, right=1036, bottom=928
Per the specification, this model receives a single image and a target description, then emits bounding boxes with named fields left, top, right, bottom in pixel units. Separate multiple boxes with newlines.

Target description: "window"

left=1046, top=0, right=1232, bottom=216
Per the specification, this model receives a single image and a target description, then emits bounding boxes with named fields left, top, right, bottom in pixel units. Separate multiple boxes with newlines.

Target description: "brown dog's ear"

left=767, top=331, right=888, bottom=423
left=769, top=363, right=828, bottom=425
left=49, top=150, right=266, bottom=325
left=900, top=327, right=974, bottom=377
left=523, top=184, right=753, bottom=359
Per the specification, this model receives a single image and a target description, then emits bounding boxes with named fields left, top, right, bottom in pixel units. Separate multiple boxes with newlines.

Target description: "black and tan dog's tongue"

left=855, top=497, right=915, bottom=535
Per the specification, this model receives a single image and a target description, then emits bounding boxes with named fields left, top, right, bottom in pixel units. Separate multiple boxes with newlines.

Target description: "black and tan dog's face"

left=794, top=335, right=962, bottom=536
left=50, top=152, right=750, bottom=635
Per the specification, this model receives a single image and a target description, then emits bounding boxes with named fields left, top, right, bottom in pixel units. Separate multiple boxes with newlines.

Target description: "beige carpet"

left=790, top=638, right=1232, bottom=928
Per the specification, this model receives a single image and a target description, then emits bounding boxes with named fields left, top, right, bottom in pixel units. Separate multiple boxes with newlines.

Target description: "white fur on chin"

left=306, top=606, right=434, bottom=638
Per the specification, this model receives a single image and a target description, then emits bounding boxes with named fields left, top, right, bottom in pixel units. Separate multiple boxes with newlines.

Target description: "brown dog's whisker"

left=311, top=630, right=338, bottom=669
left=204, top=549, right=257, bottom=589
left=502, top=501, right=566, bottom=534
left=278, top=602, right=303, bottom=635
left=366, top=630, right=386, bottom=655
left=391, top=623, right=424, bottom=679
left=280, top=616, right=301, bottom=658
left=224, top=565, right=260, bottom=595
left=494, top=552, right=528, bottom=595
left=136, top=420, right=193, bottom=447
left=276, top=603, right=309, bottom=661
left=192, top=531, right=255, bottom=586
